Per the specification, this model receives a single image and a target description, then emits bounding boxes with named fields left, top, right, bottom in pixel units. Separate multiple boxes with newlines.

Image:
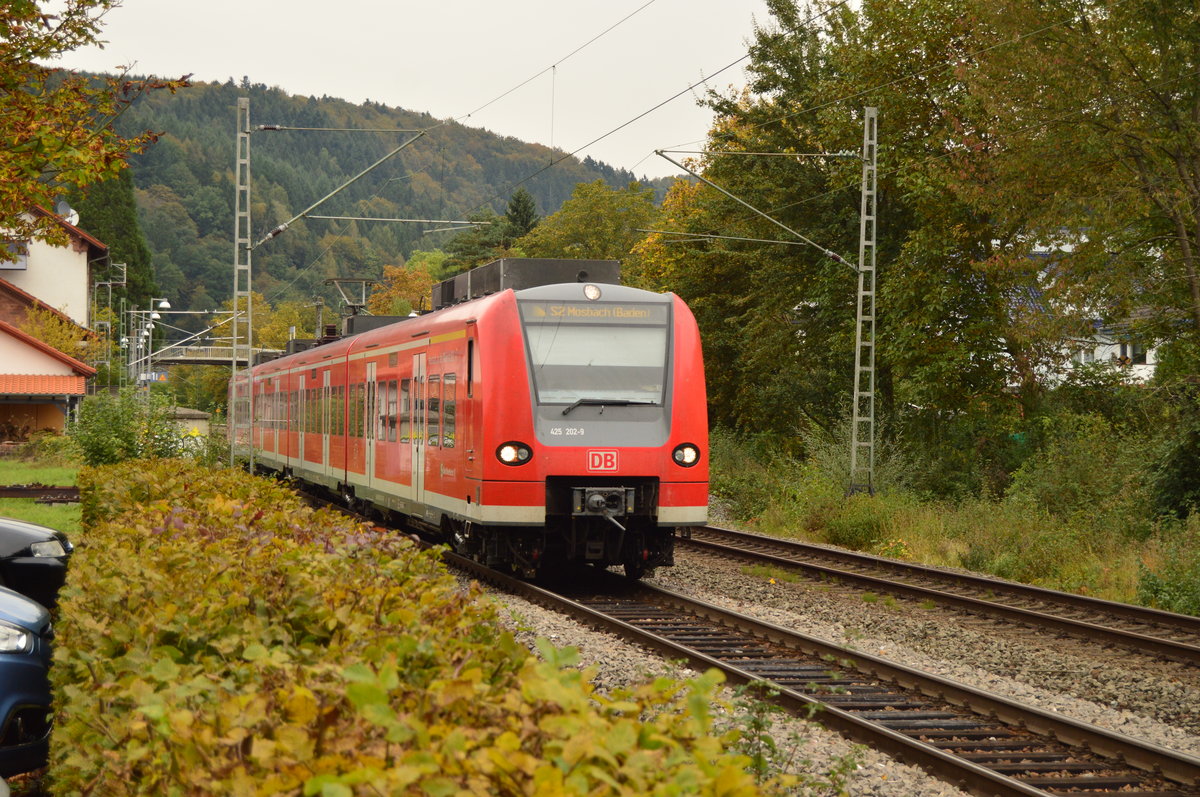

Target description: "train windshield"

left=519, top=300, right=669, bottom=405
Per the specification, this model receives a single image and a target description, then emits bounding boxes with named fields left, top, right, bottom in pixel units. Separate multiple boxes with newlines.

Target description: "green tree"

left=517, top=180, right=659, bottom=261
left=441, top=210, right=509, bottom=274
left=69, top=168, right=158, bottom=310
left=504, top=187, right=540, bottom=238
left=0, top=1, right=187, bottom=252
left=947, top=0, right=1200, bottom=349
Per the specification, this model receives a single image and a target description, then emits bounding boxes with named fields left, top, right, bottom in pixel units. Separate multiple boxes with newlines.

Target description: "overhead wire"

left=454, top=0, right=661, bottom=124
left=258, top=0, right=664, bottom=308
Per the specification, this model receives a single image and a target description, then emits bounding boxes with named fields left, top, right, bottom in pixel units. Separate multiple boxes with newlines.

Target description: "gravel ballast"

left=464, top=515, right=1200, bottom=794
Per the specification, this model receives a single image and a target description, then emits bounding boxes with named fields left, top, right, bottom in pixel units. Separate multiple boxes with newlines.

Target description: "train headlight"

left=497, top=442, right=532, bottom=465
left=672, top=443, right=700, bottom=467
left=583, top=284, right=602, bottom=301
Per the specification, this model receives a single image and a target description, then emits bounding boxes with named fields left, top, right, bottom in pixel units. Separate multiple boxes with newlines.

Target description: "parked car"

left=0, top=518, right=72, bottom=609
left=0, top=587, right=52, bottom=777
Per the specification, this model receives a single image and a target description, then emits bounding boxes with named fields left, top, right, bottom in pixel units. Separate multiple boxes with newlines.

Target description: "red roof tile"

left=0, top=374, right=86, bottom=396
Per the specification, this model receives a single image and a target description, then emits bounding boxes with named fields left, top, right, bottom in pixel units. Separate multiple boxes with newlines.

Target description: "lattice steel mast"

left=849, top=107, right=878, bottom=494
left=232, top=97, right=253, bottom=469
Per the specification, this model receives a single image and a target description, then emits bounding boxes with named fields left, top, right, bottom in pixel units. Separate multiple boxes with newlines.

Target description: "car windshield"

left=520, top=300, right=669, bottom=405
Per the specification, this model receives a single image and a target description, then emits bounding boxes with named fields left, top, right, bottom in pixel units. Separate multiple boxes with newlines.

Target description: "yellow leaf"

left=283, top=685, right=319, bottom=724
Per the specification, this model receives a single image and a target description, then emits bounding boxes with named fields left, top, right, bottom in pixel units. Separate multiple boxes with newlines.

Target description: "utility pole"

left=849, top=107, right=878, bottom=495
left=232, top=97, right=253, bottom=469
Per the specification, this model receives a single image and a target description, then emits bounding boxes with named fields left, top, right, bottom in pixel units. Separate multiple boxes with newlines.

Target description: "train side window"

left=443, top=374, right=455, bottom=448
left=467, top=340, right=474, bottom=398
left=328, top=386, right=338, bottom=436
left=341, top=385, right=348, bottom=435
left=365, top=382, right=375, bottom=441
left=399, top=379, right=411, bottom=442
left=387, top=380, right=398, bottom=443
left=376, top=381, right=386, bottom=441
left=427, top=375, right=441, bottom=448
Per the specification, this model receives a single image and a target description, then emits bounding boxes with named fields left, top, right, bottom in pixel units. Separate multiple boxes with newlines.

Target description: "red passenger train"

left=229, top=261, right=708, bottom=578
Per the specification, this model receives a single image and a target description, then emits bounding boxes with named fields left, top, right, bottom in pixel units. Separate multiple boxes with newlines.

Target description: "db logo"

left=587, top=450, right=619, bottom=471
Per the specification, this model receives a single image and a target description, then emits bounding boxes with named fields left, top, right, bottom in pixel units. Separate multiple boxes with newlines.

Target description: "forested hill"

left=110, top=77, right=674, bottom=311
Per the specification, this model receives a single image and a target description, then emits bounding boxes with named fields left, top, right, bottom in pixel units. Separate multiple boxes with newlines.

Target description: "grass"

left=709, top=430, right=1200, bottom=615
left=0, top=497, right=81, bottom=535
left=0, top=457, right=81, bottom=534
left=0, top=459, right=79, bottom=486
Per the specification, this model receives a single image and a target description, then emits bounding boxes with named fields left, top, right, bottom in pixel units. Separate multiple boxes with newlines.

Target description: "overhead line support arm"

left=655, top=150, right=856, bottom=272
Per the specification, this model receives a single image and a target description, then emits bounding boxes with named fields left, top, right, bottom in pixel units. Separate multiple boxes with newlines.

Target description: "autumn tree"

left=18, top=305, right=109, bottom=364
left=1, top=0, right=188, bottom=251
left=367, top=263, right=434, bottom=316
left=517, top=180, right=659, bottom=261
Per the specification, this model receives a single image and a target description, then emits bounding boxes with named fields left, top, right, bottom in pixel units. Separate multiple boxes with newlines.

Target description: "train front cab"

left=469, top=283, right=708, bottom=579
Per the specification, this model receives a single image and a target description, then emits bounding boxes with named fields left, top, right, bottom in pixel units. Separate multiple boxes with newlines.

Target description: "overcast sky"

left=54, top=0, right=773, bottom=180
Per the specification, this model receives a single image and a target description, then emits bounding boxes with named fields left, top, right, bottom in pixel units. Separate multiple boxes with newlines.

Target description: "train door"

left=411, top=353, right=427, bottom=505
left=297, top=374, right=306, bottom=464
left=365, top=361, right=377, bottom=490
left=322, top=370, right=332, bottom=479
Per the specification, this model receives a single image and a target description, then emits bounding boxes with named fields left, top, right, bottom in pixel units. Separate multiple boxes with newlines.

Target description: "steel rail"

left=684, top=525, right=1200, bottom=665
left=447, top=550, right=1200, bottom=796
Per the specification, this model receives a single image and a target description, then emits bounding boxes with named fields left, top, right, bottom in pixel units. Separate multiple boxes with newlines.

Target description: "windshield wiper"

left=561, top=398, right=655, bottom=416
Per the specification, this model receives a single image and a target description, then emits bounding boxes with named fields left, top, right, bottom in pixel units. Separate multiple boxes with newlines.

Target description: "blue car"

left=0, top=587, right=52, bottom=778
left=0, top=517, right=72, bottom=610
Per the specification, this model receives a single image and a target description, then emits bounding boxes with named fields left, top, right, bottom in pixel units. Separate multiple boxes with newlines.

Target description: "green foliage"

left=505, top=187, right=540, bottom=238
left=56, top=462, right=779, bottom=794
left=67, top=388, right=191, bottom=466
left=11, top=432, right=81, bottom=469
left=517, top=179, right=659, bottom=261
left=711, top=426, right=1199, bottom=611
left=1137, top=518, right=1200, bottom=615
left=69, top=168, right=159, bottom=312
left=1005, top=413, right=1154, bottom=540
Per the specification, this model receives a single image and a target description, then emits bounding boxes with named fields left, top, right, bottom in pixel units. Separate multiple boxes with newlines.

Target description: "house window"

left=1119, top=343, right=1147, bottom=366
left=1, top=240, right=28, bottom=270
left=1073, top=347, right=1095, bottom=364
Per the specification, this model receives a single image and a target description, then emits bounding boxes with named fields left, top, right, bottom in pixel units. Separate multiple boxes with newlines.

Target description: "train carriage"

left=231, top=260, right=708, bottom=578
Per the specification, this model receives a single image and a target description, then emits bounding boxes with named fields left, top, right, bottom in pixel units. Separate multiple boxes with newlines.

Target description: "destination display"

left=519, top=301, right=668, bottom=325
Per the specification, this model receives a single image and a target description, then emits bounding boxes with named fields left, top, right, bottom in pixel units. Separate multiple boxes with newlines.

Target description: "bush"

left=68, top=388, right=189, bottom=466
left=55, top=462, right=777, bottom=794
left=1004, top=413, right=1154, bottom=540
left=16, top=431, right=80, bottom=466
left=1137, top=518, right=1200, bottom=615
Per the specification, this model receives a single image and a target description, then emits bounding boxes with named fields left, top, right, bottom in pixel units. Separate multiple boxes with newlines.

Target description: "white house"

left=1, top=206, right=106, bottom=328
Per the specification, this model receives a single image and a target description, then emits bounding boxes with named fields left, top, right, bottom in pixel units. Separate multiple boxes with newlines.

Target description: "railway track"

left=451, top=551, right=1200, bottom=797
left=682, top=525, right=1200, bottom=666
left=0, top=484, right=79, bottom=504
